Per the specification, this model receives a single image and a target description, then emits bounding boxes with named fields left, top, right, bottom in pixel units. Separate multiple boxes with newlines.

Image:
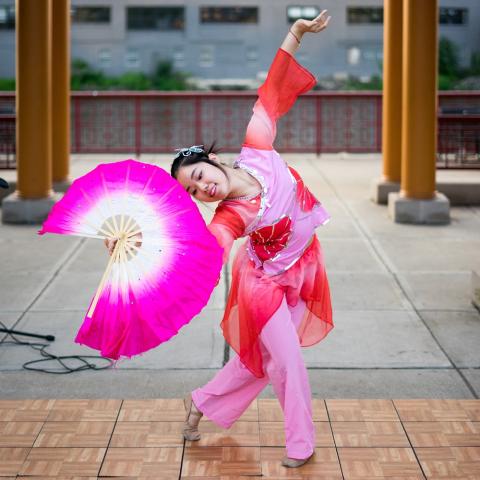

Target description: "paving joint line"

left=324, top=399, right=345, bottom=480
left=386, top=271, right=479, bottom=398
left=97, top=399, right=123, bottom=477
left=179, top=430, right=187, bottom=479
left=392, top=401, right=428, bottom=480
left=3, top=366, right=479, bottom=374
left=2, top=237, right=85, bottom=341
left=310, top=159, right=479, bottom=399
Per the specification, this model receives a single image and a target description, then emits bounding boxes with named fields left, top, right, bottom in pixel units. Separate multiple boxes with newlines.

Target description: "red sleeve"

left=243, top=48, right=317, bottom=150
left=208, top=203, right=246, bottom=265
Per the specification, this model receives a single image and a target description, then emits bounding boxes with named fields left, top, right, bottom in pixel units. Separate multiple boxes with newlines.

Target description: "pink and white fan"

left=38, top=159, right=223, bottom=360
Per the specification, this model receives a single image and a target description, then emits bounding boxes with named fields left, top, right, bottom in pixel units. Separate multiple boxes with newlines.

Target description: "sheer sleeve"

left=243, top=48, right=317, bottom=150
left=208, top=197, right=260, bottom=265
left=207, top=204, right=247, bottom=265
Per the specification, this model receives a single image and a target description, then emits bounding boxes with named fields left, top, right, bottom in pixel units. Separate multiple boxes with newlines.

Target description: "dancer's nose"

left=193, top=180, right=208, bottom=194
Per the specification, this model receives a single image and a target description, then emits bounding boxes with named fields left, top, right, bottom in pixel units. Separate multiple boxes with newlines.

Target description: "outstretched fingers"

left=313, top=9, right=328, bottom=23
left=312, top=10, right=331, bottom=31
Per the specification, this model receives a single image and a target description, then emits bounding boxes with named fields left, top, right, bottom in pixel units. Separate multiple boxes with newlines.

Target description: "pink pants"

left=192, top=296, right=315, bottom=459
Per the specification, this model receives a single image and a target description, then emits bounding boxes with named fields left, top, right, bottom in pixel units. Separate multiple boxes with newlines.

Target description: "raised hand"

left=292, top=9, right=331, bottom=36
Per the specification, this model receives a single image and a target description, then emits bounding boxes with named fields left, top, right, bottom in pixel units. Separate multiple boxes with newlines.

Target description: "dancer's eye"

left=199, top=172, right=202, bottom=180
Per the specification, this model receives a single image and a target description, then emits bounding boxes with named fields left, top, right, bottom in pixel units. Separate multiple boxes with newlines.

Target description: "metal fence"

left=68, top=91, right=383, bottom=155
left=0, top=113, right=14, bottom=169
left=1, top=91, right=479, bottom=169
left=437, top=114, right=480, bottom=168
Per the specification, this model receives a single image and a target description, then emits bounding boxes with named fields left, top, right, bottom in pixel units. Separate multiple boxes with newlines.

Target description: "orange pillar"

left=52, top=0, right=71, bottom=185
left=3, top=0, right=60, bottom=224
left=388, top=0, right=449, bottom=224
left=400, top=0, right=438, bottom=199
left=16, top=0, right=52, bottom=198
left=382, top=0, right=403, bottom=183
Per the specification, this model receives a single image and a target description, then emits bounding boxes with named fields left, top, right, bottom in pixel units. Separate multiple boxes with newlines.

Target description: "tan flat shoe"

left=281, top=452, right=314, bottom=468
left=183, top=393, right=203, bottom=441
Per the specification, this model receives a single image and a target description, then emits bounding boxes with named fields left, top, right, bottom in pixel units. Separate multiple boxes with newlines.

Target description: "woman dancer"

left=107, top=9, right=332, bottom=469
left=173, top=10, right=334, bottom=469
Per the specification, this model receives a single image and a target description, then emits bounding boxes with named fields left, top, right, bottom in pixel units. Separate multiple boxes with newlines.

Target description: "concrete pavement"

left=0, top=153, right=479, bottom=398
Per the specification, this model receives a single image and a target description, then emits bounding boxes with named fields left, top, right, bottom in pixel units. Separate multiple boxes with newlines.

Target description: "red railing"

left=437, top=114, right=480, bottom=168
left=1, top=91, right=479, bottom=168
left=0, top=114, right=15, bottom=169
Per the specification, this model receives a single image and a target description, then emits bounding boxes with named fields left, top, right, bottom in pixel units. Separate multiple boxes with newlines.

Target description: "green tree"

left=438, top=75, right=455, bottom=90
left=71, top=58, right=108, bottom=90
left=115, top=72, right=152, bottom=90
left=0, top=78, right=15, bottom=91
left=438, top=36, right=460, bottom=78
left=69, top=57, right=192, bottom=90
left=468, top=51, right=480, bottom=76
left=151, top=60, right=192, bottom=90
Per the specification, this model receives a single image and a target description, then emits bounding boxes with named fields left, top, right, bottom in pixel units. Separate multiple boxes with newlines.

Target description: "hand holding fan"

left=38, top=159, right=223, bottom=360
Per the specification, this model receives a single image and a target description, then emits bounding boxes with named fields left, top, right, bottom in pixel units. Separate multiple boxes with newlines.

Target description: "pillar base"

left=53, top=178, right=72, bottom=193
left=388, top=191, right=450, bottom=224
left=370, top=177, right=400, bottom=204
left=2, top=191, right=62, bottom=224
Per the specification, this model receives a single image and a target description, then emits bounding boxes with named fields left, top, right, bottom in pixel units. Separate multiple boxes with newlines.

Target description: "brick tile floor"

left=1, top=398, right=480, bottom=478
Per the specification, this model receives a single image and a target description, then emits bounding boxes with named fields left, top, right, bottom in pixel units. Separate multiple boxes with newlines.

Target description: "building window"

left=199, top=45, right=215, bottom=67
left=173, top=48, right=185, bottom=68
left=347, top=46, right=361, bottom=65
left=71, top=7, right=111, bottom=23
left=200, top=7, right=258, bottom=24
left=287, top=6, right=319, bottom=23
left=0, top=6, right=15, bottom=29
left=363, top=47, right=382, bottom=62
left=127, top=7, right=185, bottom=30
left=98, top=48, right=112, bottom=68
left=246, top=46, right=258, bottom=64
left=125, top=49, right=141, bottom=69
left=347, top=7, right=383, bottom=24
left=439, top=7, right=467, bottom=25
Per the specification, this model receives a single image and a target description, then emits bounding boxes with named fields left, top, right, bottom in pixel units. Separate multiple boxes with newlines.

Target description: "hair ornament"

left=173, top=144, right=205, bottom=160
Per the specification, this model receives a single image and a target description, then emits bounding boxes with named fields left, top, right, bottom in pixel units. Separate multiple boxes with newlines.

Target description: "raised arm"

left=243, top=10, right=331, bottom=150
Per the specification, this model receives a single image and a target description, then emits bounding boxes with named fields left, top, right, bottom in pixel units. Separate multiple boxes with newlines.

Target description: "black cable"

left=0, top=319, right=114, bottom=373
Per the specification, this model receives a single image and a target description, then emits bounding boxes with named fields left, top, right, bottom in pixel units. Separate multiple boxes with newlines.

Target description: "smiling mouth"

left=209, top=184, right=216, bottom=197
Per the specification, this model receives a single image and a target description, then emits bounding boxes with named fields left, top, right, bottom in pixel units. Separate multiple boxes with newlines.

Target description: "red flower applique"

left=250, top=216, right=292, bottom=262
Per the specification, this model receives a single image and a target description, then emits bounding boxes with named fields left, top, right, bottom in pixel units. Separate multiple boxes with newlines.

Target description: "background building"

left=1, top=0, right=479, bottom=88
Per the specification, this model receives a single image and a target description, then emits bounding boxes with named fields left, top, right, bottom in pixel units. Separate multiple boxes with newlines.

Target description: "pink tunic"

left=208, top=48, right=333, bottom=378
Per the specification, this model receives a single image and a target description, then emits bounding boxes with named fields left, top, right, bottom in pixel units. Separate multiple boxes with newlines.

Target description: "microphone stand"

left=0, top=179, right=55, bottom=343
left=0, top=327, right=55, bottom=342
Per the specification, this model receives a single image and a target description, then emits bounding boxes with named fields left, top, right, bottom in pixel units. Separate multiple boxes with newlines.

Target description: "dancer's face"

left=176, top=154, right=229, bottom=203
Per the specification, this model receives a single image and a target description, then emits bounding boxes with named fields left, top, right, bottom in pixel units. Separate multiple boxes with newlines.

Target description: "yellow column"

left=16, top=0, right=52, bottom=198
left=51, top=0, right=71, bottom=184
left=400, top=0, right=438, bottom=199
left=382, top=0, right=403, bottom=183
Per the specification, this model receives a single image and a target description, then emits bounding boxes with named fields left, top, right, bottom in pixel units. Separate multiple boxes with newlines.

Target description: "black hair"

left=170, top=141, right=228, bottom=179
